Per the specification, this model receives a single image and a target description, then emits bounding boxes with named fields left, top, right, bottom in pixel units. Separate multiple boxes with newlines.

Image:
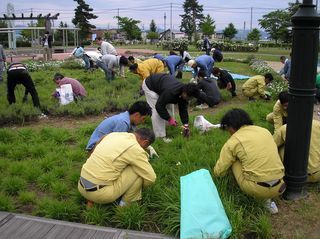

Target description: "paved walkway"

left=0, top=211, right=172, bottom=239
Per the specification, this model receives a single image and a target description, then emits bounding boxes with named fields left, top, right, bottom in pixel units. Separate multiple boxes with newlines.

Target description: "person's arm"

left=257, top=78, right=266, bottom=97
left=177, top=99, right=189, bottom=125
left=130, top=150, right=157, bottom=186
left=273, top=125, right=286, bottom=147
left=213, top=141, right=236, bottom=177
left=155, top=92, right=172, bottom=121
left=273, top=102, right=284, bottom=131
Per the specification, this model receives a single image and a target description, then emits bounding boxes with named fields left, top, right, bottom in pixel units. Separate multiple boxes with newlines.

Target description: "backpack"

left=212, top=49, right=223, bottom=62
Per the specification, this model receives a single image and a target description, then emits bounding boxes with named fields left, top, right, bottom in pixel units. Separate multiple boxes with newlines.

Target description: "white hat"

left=188, top=59, right=196, bottom=67
left=210, top=47, right=216, bottom=52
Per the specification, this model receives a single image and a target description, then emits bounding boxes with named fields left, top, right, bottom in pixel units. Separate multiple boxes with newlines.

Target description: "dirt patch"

left=266, top=61, right=283, bottom=73
left=271, top=187, right=320, bottom=239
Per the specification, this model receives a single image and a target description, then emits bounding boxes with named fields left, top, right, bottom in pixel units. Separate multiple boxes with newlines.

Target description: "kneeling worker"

left=213, top=109, right=285, bottom=201
left=78, top=128, right=156, bottom=206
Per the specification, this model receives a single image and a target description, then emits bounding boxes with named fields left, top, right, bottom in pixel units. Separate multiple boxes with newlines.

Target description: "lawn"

left=0, top=56, right=318, bottom=238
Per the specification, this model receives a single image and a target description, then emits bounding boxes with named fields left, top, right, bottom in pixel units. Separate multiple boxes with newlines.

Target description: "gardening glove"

left=168, top=117, right=178, bottom=127
left=147, top=145, right=159, bottom=160
left=182, top=124, right=190, bottom=138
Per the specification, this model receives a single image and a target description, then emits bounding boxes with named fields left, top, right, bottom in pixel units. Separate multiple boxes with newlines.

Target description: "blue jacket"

left=165, top=55, right=183, bottom=75
left=193, top=55, right=215, bottom=78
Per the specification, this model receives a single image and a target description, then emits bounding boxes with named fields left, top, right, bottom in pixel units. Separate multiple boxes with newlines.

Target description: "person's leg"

left=207, top=62, right=214, bottom=77
left=21, top=71, right=41, bottom=108
left=266, top=112, right=274, bottom=123
left=96, top=60, right=113, bottom=82
left=48, top=47, right=52, bottom=60
left=82, top=55, right=91, bottom=70
left=0, top=62, right=4, bottom=82
left=7, top=71, right=18, bottom=104
left=229, top=78, right=237, bottom=96
left=142, top=80, right=167, bottom=138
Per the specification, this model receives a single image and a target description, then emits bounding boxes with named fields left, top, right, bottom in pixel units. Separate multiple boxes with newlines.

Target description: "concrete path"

left=0, top=211, right=172, bottom=239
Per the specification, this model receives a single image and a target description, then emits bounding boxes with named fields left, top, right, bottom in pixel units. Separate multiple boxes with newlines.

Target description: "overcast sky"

left=0, top=0, right=302, bottom=31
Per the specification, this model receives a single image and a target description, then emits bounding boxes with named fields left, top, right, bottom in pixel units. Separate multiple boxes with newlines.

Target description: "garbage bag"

left=180, top=169, right=232, bottom=239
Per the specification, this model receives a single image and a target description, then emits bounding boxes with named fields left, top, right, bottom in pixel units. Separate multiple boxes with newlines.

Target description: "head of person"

left=278, top=90, right=289, bottom=110
left=128, top=56, right=135, bottom=64
left=129, top=63, right=138, bottom=74
left=187, top=59, right=197, bottom=68
left=45, top=31, right=49, bottom=36
left=95, top=36, right=103, bottom=45
left=197, top=69, right=207, bottom=80
left=280, top=56, right=286, bottom=64
left=212, top=67, right=221, bottom=77
left=119, top=56, right=129, bottom=66
left=169, top=50, right=177, bottom=55
left=181, top=83, right=200, bottom=101
left=220, top=108, right=253, bottom=135
left=134, top=128, right=155, bottom=149
left=264, top=73, right=273, bottom=85
left=129, top=101, right=152, bottom=125
left=53, top=73, right=64, bottom=84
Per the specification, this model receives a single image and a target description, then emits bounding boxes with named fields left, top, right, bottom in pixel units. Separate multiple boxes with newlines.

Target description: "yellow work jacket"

left=80, top=132, right=156, bottom=187
left=242, top=75, right=266, bottom=97
left=273, top=120, right=320, bottom=174
left=137, top=58, right=165, bottom=80
left=214, top=125, right=284, bottom=182
left=272, top=100, right=288, bottom=131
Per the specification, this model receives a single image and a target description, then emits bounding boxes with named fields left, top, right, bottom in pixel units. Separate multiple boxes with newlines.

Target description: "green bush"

left=196, top=40, right=259, bottom=52
left=160, top=39, right=189, bottom=51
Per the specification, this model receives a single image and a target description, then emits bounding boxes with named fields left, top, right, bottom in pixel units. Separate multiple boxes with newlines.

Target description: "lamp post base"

left=282, top=190, right=308, bottom=201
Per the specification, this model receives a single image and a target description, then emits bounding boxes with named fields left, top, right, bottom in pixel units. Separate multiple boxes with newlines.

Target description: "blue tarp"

left=180, top=169, right=232, bottom=239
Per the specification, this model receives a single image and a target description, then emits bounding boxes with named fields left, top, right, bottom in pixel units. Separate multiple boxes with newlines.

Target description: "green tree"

left=115, top=16, right=141, bottom=40
left=72, top=0, right=97, bottom=42
left=150, top=19, right=157, bottom=32
left=259, top=10, right=290, bottom=44
left=180, top=0, right=204, bottom=41
left=104, top=31, right=112, bottom=40
left=247, top=28, right=261, bottom=42
left=223, top=23, right=238, bottom=40
left=199, top=14, right=215, bottom=36
left=54, top=21, right=74, bottom=45
left=20, top=19, right=45, bottom=41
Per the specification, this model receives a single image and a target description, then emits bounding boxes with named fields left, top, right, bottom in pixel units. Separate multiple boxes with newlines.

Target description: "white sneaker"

left=195, top=104, right=208, bottom=110
left=38, top=113, right=48, bottom=119
left=265, top=199, right=279, bottom=214
left=162, top=137, right=172, bottom=143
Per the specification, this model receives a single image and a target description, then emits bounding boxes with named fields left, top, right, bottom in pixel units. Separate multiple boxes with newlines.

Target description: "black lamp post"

left=283, top=0, right=320, bottom=200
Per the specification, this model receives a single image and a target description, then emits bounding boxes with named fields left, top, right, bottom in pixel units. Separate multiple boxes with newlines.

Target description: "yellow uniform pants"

left=78, top=166, right=143, bottom=204
left=232, top=161, right=284, bottom=199
left=278, top=147, right=320, bottom=183
left=242, top=88, right=259, bottom=98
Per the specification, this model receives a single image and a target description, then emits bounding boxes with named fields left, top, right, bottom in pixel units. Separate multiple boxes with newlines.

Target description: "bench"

left=53, top=48, right=65, bottom=53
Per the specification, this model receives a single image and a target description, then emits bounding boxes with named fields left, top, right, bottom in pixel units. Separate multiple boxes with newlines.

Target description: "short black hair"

left=220, top=108, right=253, bottom=131
left=197, top=69, right=207, bottom=78
left=182, top=83, right=200, bottom=98
left=169, top=50, right=177, bottom=55
left=119, top=56, right=129, bottom=66
left=96, top=36, right=102, bottom=41
left=128, top=101, right=152, bottom=116
left=212, top=67, right=221, bottom=76
left=278, top=90, right=289, bottom=104
left=280, top=56, right=286, bottom=61
left=135, top=128, right=155, bottom=145
left=128, top=56, right=135, bottom=61
left=54, top=73, right=64, bottom=81
left=45, top=31, right=49, bottom=34
left=129, top=63, right=138, bottom=71
left=264, top=73, right=273, bottom=82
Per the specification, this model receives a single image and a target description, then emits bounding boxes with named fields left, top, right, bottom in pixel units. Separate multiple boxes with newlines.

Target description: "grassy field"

left=0, top=56, right=318, bottom=238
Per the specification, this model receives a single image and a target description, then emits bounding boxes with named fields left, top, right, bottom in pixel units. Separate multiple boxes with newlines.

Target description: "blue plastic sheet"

left=229, top=73, right=250, bottom=80
left=180, top=169, right=232, bottom=239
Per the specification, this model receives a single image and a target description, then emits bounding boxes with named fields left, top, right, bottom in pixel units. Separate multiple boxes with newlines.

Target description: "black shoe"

left=248, top=97, right=255, bottom=101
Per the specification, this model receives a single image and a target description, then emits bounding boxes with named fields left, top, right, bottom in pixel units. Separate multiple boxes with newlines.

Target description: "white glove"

left=147, top=145, right=159, bottom=159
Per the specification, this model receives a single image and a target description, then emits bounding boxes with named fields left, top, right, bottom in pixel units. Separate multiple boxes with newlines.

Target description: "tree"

left=20, top=19, right=45, bottom=41
left=180, top=0, right=204, bottom=41
left=150, top=19, right=157, bottom=32
left=247, top=28, right=261, bottom=42
left=72, top=0, right=97, bottom=41
left=54, top=21, right=74, bottom=45
left=115, top=16, right=141, bottom=40
left=200, top=14, right=215, bottom=36
left=0, top=20, right=8, bottom=44
left=223, top=23, right=238, bottom=40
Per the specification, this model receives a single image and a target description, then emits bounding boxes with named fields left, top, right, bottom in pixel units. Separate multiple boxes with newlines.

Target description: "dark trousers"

left=197, top=92, right=220, bottom=107
left=316, top=88, right=320, bottom=103
left=217, top=78, right=237, bottom=96
left=7, top=69, right=41, bottom=108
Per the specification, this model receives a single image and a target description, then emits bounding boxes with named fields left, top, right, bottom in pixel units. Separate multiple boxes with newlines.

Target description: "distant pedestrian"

left=202, top=36, right=211, bottom=55
left=42, top=31, right=53, bottom=61
left=279, top=55, right=291, bottom=82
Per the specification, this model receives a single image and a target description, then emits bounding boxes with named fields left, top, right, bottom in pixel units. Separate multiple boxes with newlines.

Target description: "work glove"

left=182, top=124, right=190, bottom=138
left=147, top=145, right=159, bottom=160
left=168, top=117, right=178, bottom=127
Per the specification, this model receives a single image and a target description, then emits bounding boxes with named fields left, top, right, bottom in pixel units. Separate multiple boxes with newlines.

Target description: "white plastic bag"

left=194, top=115, right=221, bottom=132
left=57, top=84, right=74, bottom=105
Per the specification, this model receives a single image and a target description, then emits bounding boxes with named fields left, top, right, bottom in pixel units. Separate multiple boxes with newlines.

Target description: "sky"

left=0, top=0, right=300, bottom=31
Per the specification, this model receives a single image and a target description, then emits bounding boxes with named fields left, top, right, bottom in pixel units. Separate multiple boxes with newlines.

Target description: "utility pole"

left=250, top=7, right=253, bottom=31
left=243, top=21, right=246, bottom=40
left=117, top=8, right=119, bottom=31
left=170, top=3, right=173, bottom=41
left=283, top=0, right=320, bottom=200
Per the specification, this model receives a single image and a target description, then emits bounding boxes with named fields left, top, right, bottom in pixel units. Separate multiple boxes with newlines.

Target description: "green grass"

left=0, top=56, right=308, bottom=238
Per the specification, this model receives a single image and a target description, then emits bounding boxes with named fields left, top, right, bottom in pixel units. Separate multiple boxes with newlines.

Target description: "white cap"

left=188, top=59, right=196, bottom=67
left=210, top=48, right=216, bottom=52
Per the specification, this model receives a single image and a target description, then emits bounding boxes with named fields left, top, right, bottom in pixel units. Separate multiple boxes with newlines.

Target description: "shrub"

left=160, top=39, right=189, bottom=51
left=196, top=40, right=259, bottom=52
left=1, top=176, right=26, bottom=195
